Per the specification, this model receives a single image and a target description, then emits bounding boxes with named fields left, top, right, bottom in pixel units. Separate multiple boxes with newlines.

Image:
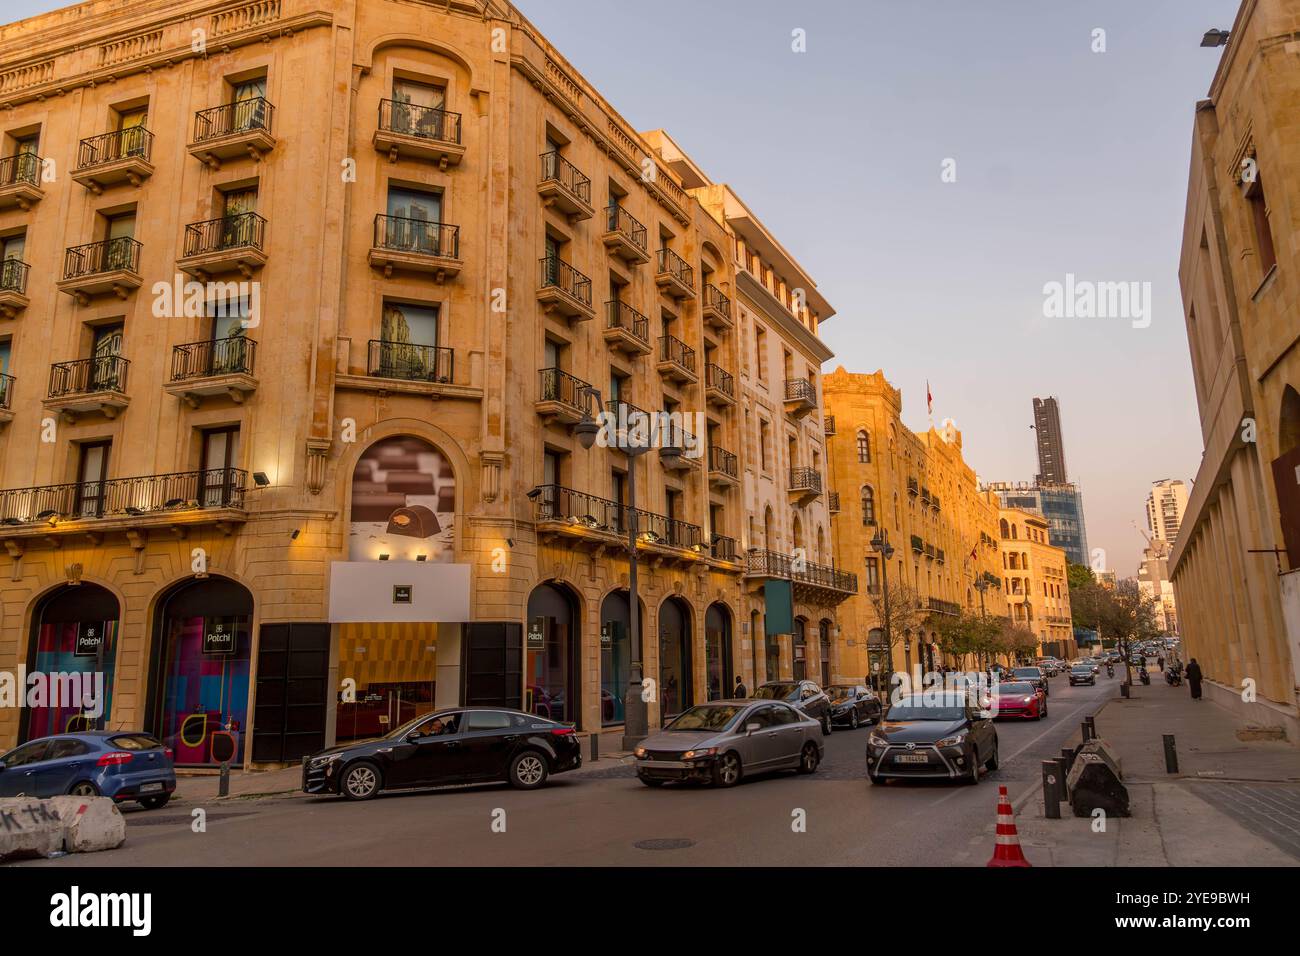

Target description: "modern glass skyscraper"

left=1033, top=396, right=1068, bottom=484
left=986, top=482, right=1091, bottom=568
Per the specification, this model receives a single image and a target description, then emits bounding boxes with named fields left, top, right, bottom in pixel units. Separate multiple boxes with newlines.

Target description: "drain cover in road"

left=634, top=838, right=695, bottom=850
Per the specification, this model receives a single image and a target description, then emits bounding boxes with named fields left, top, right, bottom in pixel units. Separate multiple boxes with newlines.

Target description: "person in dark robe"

left=1185, top=658, right=1204, bottom=700
left=733, top=675, right=748, bottom=699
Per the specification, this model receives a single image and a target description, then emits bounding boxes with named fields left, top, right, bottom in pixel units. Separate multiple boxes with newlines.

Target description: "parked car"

left=1068, top=664, right=1097, bottom=686
left=633, top=700, right=823, bottom=787
left=753, top=680, right=833, bottom=735
left=303, top=707, right=581, bottom=800
left=0, top=731, right=176, bottom=808
left=1010, top=666, right=1049, bottom=697
left=991, top=681, right=1047, bottom=720
left=826, top=684, right=883, bottom=728
left=866, top=694, right=998, bottom=784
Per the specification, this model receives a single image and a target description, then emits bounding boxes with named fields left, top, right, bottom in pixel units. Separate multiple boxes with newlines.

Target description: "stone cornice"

left=737, top=269, right=834, bottom=365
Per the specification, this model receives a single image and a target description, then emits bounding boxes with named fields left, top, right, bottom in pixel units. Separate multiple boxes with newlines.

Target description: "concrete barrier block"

left=47, top=796, right=127, bottom=853
left=0, top=797, right=65, bottom=861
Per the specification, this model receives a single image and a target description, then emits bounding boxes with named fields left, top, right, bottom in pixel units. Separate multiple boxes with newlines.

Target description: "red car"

left=990, top=681, right=1047, bottom=720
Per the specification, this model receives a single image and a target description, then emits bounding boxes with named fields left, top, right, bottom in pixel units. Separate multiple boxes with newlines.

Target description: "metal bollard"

left=590, top=732, right=600, bottom=762
left=1163, top=734, right=1179, bottom=774
left=1042, top=760, right=1062, bottom=819
left=1054, top=757, right=1072, bottom=798
left=218, top=760, right=230, bottom=797
left=1081, top=720, right=1093, bottom=743
left=1120, top=683, right=1130, bottom=698
left=1061, top=747, right=1075, bottom=769
left=1085, top=715, right=1097, bottom=739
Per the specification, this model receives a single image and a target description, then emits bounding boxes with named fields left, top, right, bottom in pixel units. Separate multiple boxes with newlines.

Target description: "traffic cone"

left=987, top=785, right=1032, bottom=867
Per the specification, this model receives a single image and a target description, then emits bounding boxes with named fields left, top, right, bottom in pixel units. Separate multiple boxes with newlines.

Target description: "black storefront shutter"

left=463, top=622, right=522, bottom=709
left=252, top=623, right=330, bottom=763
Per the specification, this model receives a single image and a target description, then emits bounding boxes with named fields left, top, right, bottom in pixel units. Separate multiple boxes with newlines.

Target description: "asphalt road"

left=23, top=673, right=1116, bottom=867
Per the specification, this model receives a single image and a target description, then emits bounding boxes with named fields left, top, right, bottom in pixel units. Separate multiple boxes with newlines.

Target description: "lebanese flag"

left=927, top=380, right=933, bottom=416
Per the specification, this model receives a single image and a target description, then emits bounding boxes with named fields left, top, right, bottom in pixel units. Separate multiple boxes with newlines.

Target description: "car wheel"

left=342, top=760, right=382, bottom=800
left=850, top=710, right=860, bottom=730
left=797, top=742, right=820, bottom=775
left=509, top=750, right=549, bottom=790
left=821, top=714, right=833, bottom=736
left=638, top=775, right=666, bottom=788
left=986, top=741, right=999, bottom=772
left=68, top=781, right=99, bottom=797
left=964, top=749, right=981, bottom=785
left=713, top=751, right=743, bottom=788
left=139, top=794, right=170, bottom=810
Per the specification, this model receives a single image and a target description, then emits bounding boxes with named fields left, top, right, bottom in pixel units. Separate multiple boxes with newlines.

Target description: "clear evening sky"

left=3, top=0, right=1241, bottom=575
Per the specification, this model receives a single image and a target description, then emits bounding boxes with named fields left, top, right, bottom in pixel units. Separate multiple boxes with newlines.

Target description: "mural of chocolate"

left=349, top=436, right=455, bottom=561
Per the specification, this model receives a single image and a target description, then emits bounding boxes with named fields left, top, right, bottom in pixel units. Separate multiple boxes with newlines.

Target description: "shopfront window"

left=24, top=584, right=120, bottom=741
left=658, top=597, right=692, bottom=720
left=600, top=591, right=637, bottom=726
left=526, top=583, right=578, bottom=724
left=704, top=603, right=731, bottom=701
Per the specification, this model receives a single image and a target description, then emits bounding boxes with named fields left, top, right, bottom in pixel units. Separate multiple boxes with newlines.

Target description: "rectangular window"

left=1246, top=177, right=1277, bottom=277
left=75, top=441, right=111, bottom=518
left=200, top=426, right=241, bottom=506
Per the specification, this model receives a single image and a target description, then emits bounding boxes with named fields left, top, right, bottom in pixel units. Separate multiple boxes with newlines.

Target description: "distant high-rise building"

left=1033, top=397, right=1068, bottom=484
left=1146, top=479, right=1189, bottom=544
left=985, top=481, right=1090, bottom=567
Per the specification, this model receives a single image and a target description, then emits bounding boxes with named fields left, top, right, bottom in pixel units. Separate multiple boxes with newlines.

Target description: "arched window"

left=999, top=518, right=1009, bottom=538
left=856, top=430, right=871, bottom=463
left=861, top=485, right=876, bottom=526
left=1281, top=385, right=1300, bottom=455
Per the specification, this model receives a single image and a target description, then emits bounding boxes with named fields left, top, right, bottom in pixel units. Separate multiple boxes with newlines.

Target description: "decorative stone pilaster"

left=480, top=450, right=503, bottom=503
left=306, top=437, right=331, bottom=495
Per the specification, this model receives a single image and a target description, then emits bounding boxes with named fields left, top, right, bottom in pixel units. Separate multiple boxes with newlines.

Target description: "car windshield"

left=886, top=697, right=967, bottom=722
left=108, top=734, right=162, bottom=751
left=666, top=705, right=742, bottom=731
left=1012, top=668, right=1041, bottom=678
left=386, top=711, right=463, bottom=740
left=827, top=686, right=855, bottom=699
left=753, top=683, right=796, bottom=700
left=995, top=682, right=1034, bottom=694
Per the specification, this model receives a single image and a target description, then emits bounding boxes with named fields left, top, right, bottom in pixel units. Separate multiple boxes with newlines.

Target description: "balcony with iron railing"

left=537, top=255, right=595, bottom=321
left=367, top=339, right=453, bottom=385
left=539, top=150, right=594, bottom=221
left=658, top=413, right=702, bottom=472
left=602, top=202, right=649, bottom=263
left=788, top=466, right=822, bottom=504
left=656, top=334, right=697, bottom=386
left=532, top=484, right=703, bottom=556
left=535, top=367, right=590, bottom=425
left=0, top=467, right=249, bottom=537
left=920, top=486, right=931, bottom=504
left=72, top=127, right=154, bottom=192
left=0, top=257, right=30, bottom=316
left=911, top=534, right=924, bottom=553
left=57, top=238, right=143, bottom=304
left=927, top=598, right=961, bottom=617
left=702, top=283, right=732, bottom=330
left=828, top=490, right=840, bottom=513
left=368, top=214, right=462, bottom=281
left=0, top=151, right=44, bottom=210
left=824, top=415, right=836, bottom=436
left=602, top=300, right=651, bottom=355
left=374, top=99, right=464, bottom=168
left=189, top=97, right=276, bottom=166
left=655, top=247, right=695, bottom=300
left=907, top=476, right=919, bottom=496
left=43, top=355, right=130, bottom=420
left=0, top=372, right=14, bottom=424
left=704, top=363, right=736, bottom=407
left=931, top=493, right=941, bottom=512
left=164, top=336, right=258, bottom=408
left=708, top=444, right=739, bottom=487
left=710, top=533, right=738, bottom=563
left=745, top=549, right=857, bottom=601
left=783, top=378, right=816, bottom=418
left=178, top=212, right=268, bottom=279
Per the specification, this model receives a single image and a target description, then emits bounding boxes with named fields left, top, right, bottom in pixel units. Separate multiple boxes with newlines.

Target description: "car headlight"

left=634, top=746, right=649, bottom=758
left=310, top=753, right=343, bottom=770
left=681, top=747, right=717, bottom=760
left=868, top=732, right=888, bottom=748
left=936, top=732, right=968, bottom=748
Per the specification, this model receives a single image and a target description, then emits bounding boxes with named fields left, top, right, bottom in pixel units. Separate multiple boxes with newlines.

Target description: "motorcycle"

left=1138, top=668, right=1151, bottom=686
left=1165, top=668, right=1182, bottom=686
left=1106, top=664, right=1114, bottom=678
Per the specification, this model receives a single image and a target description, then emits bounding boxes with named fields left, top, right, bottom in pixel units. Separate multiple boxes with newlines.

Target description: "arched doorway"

left=658, top=597, right=693, bottom=720
left=148, top=577, right=254, bottom=767
left=600, top=590, right=642, bottom=726
left=22, top=584, right=121, bottom=742
left=704, top=603, right=733, bottom=700
left=819, top=619, right=833, bottom=687
left=792, top=617, right=808, bottom=680
left=526, top=582, right=580, bottom=724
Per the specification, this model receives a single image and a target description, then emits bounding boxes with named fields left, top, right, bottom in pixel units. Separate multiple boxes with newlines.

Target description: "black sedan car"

left=1010, top=666, right=1049, bottom=697
left=1068, top=664, right=1097, bottom=686
left=753, top=680, right=833, bottom=735
left=303, top=707, right=582, bottom=800
left=826, top=684, right=883, bottom=728
left=866, top=694, right=998, bottom=784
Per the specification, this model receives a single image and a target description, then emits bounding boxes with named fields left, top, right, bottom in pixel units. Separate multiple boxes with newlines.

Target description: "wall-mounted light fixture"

left=253, top=472, right=271, bottom=487
left=416, top=554, right=428, bottom=562
left=378, top=553, right=390, bottom=561
left=290, top=528, right=301, bottom=540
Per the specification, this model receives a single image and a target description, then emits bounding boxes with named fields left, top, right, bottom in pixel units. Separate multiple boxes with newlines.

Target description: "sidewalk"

left=1015, top=674, right=1300, bottom=865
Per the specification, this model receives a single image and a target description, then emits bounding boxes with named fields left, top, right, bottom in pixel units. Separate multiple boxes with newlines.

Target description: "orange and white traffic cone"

left=987, top=785, right=1032, bottom=867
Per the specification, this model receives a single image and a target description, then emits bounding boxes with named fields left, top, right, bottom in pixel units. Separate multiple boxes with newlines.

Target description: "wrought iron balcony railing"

left=63, top=237, right=142, bottom=279
left=170, top=336, right=257, bottom=381
left=784, top=378, right=815, bottom=404
left=532, top=483, right=701, bottom=550
left=183, top=212, right=267, bottom=257
left=538, top=367, right=589, bottom=408
left=928, top=598, right=961, bottom=617
left=708, top=444, right=738, bottom=479
left=828, top=491, right=841, bottom=512
left=705, top=363, right=734, bottom=398
left=910, top=534, right=924, bottom=552
left=789, top=467, right=822, bottom=495
left=710, top=533, right=737, bottom=562
left=539, top=256, right=592, bottom=307
left=378, top=99, right=462, bottom=144
left=48, top=355, right=129, bottom=397
left=540, top=150, right=591, bottom=205
left=367, top=339, right=453, bottom=384
left=76, top=127, right=153, bottom=169
left=745, top=548, right=857, bottom=593
left=373, top=214, right=459, bottom=258
left=703, top=283, right=731, bottom=319
left=907, top=476, right=919, bottom=496
left=605, top=300, right=649, bottom=342
left=1, top=257, right=29, bottom=295
left=605, top=203, right=647, bottom=251
left=0, top=152, right=41, bottom=187
left=0, top=467, right=248, bottom=524
left=0, top=373, right=13, bottom=410
left=824, top=415, right=836, bottom=436
left=656, top=247, right=693, bottom=288
left=194, top=97, right=275, bottom=142
left=658, top=334, right=696, bottom=373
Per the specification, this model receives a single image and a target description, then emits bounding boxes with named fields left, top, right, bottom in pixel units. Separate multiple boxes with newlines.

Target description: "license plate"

left=895, top=754, right=928, bottom=763
left=138, top=782, right=163, bottom=793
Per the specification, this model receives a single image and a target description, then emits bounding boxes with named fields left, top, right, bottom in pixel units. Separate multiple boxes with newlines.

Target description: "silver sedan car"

left=633, top=699, right=824, bottom=787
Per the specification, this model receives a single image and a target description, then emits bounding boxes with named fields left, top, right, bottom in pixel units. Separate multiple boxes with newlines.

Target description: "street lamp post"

left=870, top=529, right=896, bottom=703
left=973, top=575, right=989, bottom=672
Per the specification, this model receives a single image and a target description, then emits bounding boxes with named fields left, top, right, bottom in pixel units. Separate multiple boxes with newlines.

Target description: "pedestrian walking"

left=733, top=675, right=748, bottom=699
left=1185, top=658, right=1203, bottom=701
left=1157, top=654, right=1165, bottom=672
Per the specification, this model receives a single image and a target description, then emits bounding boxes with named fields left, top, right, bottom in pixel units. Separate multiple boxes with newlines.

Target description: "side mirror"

left=0, top=761, right=6, bottom=772
left=406, top=731, right=423, bottom=742
left=745, top=722, right=761, bottom=735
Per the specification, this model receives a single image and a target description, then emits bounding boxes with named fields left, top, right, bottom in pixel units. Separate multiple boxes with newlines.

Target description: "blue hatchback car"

left=0, top=732, right=177, bottom=809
